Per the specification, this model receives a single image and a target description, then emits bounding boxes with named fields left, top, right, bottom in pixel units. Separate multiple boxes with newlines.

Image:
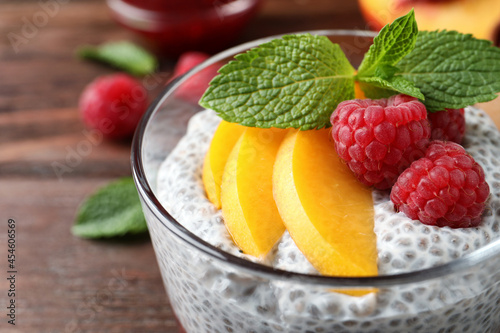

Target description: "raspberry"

left=331, top=94, right=431, bottom=189
left=391, top=141, right=490, bottom=228
left=79, top=73, right=148, bottom=140
left=428, top=108, right=466, bottom=144
left=173, top=51, right=211, bottom=77
left=172, top=51, right=221, bottom=104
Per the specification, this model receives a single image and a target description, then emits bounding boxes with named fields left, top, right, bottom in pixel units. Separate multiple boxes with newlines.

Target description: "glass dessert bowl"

left=131, top=30, right=500, bottom=333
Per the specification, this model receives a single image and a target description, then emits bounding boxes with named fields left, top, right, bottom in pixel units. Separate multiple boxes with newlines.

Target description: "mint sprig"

left=396, top=30, right=500, bottom=111
left=72, top=177, right=147, bottom=239
left=78, top=41, right=157, bottom=76
left=199, top=10, right=500, bottom=129
left=200, top=34, right=355, bottom=130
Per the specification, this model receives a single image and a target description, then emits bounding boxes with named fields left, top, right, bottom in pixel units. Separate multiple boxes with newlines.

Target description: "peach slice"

left=355, top=81, right=366, bottom=99
left=358, top=0, right=500, bottom=44
left=202, top=120, right=246, bottom=209
left=273, top=129, right=378, bottom=277
left=221, top=127, right=288, bottom=257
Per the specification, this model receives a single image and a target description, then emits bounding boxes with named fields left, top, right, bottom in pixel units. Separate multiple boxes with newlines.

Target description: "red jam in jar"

left=106, top=0, right=262, bottom=57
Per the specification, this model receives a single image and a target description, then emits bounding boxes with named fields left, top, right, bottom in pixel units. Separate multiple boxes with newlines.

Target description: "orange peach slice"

left=221, top=127, right=288, bottom=257
left=273, top=129, right=378, bottom=277
left=358, top=0, right=500, bottom=44
left=355, top=81, right=366, bottom=99
left=202, top=120, right=246, bottom=209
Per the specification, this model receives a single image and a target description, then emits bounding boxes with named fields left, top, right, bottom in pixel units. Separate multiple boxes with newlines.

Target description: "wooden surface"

left=0, top=1, right=499, bottom=332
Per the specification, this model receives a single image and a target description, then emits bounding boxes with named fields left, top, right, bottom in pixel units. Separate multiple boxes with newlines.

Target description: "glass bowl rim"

left=131, top=29, right=500, bottom=288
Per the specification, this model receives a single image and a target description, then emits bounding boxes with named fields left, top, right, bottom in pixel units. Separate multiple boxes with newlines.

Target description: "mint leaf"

left=375, top=64, right=399, bottom=80
left=357, top=9, right=418, bottom=78
left=358, top=82, right=396, bottom=99
left=356, top=9, right=423, bottom=100
left=78, top=41, right=157, bottom=76
left=72, top=177, right=147, bottom=239
left=397, top=30, right=500, bottom=111
left=359, top=75, right=424, bottom=100
left=200, top=34, right=355, bottom=130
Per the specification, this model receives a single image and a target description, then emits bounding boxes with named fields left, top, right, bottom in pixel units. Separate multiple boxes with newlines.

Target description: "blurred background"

left=1, top=0, right=499, bottom=332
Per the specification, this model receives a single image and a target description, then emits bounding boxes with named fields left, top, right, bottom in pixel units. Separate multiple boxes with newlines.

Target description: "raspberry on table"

left=173, top=51, right=211, bottom=77
left=330, top=94, right=431, bottom=190
left=428, top=108, right=466, bottom=144
left=391, top=141, right=490, bottom=228
left=171, top=51, right=221, bottom=104
left=79, top=73, right=148, bottom=140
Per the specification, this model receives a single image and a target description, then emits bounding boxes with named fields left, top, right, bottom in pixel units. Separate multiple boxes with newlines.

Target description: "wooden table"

left=0, top=1, right=499, bottom=332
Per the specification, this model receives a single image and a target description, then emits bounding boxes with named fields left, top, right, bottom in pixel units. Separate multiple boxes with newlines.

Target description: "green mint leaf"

left=200, top=34, right=355, bottom=130
left=72, top=177, right=147, bottom=239
left=357, top=9, right=418, bottom=78
left=355, top=9, right=423, bottom=100
left=359, top=75, right=425, bottom=100
left=397, top=30, right=500, bottom=111
left=358, top=82, right=396, bottom=99
left=374, top=64, right=399, bottom=80
left=78, top=41, right=157, bottom=76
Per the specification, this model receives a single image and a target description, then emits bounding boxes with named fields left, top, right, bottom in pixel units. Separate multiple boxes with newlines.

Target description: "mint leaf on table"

left=395, top=30, right=500, bottom=111
left=357, top=9, right=418, bottom=78
left=200, top=34, right=355, bottom=130
left=72, top=177, right=147, bottom=239
left=78, top=41, right=157, bottom=76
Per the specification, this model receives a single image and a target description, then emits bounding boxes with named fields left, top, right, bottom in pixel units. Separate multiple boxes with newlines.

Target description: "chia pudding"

left=149, top=107, right=500, bottom=333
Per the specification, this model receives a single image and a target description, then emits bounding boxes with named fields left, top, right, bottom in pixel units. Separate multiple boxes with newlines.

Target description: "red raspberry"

left=173, top=51, right=211, bottom=77
left=428, top=108, right=466, bottom=144
left=171, top=51, right=221, bottom=104
left=391, top=141, right=490, bottom=228
left=79, top=73, right=148, bottom=140
left=331, top=94, right=431, bottom=190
